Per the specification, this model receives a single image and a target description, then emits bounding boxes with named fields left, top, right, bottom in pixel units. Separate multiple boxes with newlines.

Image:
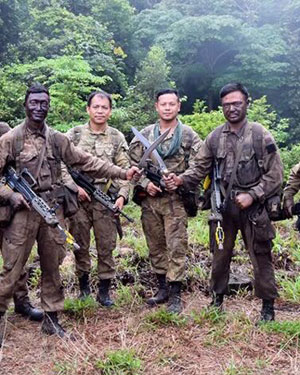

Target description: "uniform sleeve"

left=249, top=130, right=283, bottom=202
left=0, top=134, right=15, bottom=200
left=114, top=134, right=131, bottom=201
left=283, top=163, right=300, bottom=199
left=57, top=133, right=128, bottom=180
left=179, top=133, right=214, bottom=190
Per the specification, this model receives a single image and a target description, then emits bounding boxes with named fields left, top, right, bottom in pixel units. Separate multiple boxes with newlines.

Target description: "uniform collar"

left=25, top=120, right=48, bottom=138
left=87, top=121, right=109, bottom=135
left=223, top=119, right=248, bottom=137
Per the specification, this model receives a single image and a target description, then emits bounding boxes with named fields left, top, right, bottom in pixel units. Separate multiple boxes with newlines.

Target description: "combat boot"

left=167, top=281, right=182, bottom=314
left=97, top=279, right=114, bottom=307
left=146, top=274, right=168, bottom=306
left=259, top=299, right=275, bottom=322
left=14, top=301, right=44, bottom=321
left=41, top=312, right=65, bottom=338
left=78, top=272, right=91, bottom=299
left=209, top=293, right=224, bottom=310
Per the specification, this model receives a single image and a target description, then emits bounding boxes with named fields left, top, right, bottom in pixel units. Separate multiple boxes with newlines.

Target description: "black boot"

left=259, top=299, right=275, bottom=322
left=210, top=293, right=224, bottom=309
left=14, top=301, right=44, bottom=321
left=147, top=274, right=168, bottom=306
left=78, top=272, right=91, bottom=299
left=97, top=279, right=114, bottom=307
left=167, top=282, right=182, bottom=314
left=41, top=312, right=65, bottom=338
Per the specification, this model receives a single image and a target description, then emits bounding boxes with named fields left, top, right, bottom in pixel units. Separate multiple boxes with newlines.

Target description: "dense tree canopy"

left=0, top=0, right=299, bottom=151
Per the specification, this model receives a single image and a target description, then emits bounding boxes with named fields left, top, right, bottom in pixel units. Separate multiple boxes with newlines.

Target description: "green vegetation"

left=259, top=320, right=300, bottom=346
left=144, top=307, right=188, bottom=327
left=64, top=295, right=98, bottom=319
left=95, top=349, right=142, bottom=375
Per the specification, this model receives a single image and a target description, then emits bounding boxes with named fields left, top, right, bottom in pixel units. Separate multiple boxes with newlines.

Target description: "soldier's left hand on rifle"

left=163, top=173, right=183, bottom=191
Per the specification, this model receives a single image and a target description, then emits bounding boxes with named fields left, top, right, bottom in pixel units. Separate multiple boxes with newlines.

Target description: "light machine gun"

left=5, top=166, right=79, bottom=250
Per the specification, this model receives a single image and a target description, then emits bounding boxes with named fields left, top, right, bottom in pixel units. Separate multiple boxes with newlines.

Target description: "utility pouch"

left=0, top=204, right=13, bottom=228
left=132, top=185, right=147, bottom=206
left=249, top=205, right=276, bottom=243
left=179, top=187, right=199, bottom=217
left=63, top=185, right=79, bottom=218
left=265, top=194, right=281, bottom=220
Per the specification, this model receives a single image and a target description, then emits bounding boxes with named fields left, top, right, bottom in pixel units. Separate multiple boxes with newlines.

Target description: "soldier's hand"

left=77, top=186, right=91, bottom=202
left=114, top=196, right=125, bottom=211
left=235, top=193, right=253, bottom=210
left=164, top=173, right=183, bottom=191
left=146, top=182, right=162, bottom=196
left=126, top=166, right=141, bottom=181
left=283, top=196, right=294, bottom=219
left=9, top=192, right=30, bottom=211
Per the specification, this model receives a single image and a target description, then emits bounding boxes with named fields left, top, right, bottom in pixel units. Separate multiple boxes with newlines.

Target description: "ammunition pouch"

left=132, top=185, right=148, bottom=206
left=249, top=205, right=276, bottom=247
left=63, top=185, right=79, bottom=218
left=179, top=187, right=199, bottom=217
left=265, top=194, right=281, bottom=221
left=0, top=204, right=13, bottom=228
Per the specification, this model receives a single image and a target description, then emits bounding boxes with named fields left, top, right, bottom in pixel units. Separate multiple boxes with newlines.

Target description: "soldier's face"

left=155, top=93, right=181, bottom=122
left=221, top=91, right=248, bottom=124
left=25, top=92, right=50, bottom=123
left=87, top=95, right=112, bottom=126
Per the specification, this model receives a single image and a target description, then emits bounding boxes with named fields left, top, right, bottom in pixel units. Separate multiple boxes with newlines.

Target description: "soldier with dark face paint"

left=165, top=83, right=283, bottom=322
left=0, top=84, right=139, bottom=345
left=0, top=122, right=43, bottom=322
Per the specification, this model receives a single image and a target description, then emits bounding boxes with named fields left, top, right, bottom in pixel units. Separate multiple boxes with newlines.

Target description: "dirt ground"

left=0, top=290, right=299, bottom=375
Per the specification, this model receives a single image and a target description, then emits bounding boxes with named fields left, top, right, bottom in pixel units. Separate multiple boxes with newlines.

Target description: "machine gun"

left=68, top=168, right=134, bottom=228
left=209, top=161, right=224, bottom=250
left=5, top=166, right=79, bottom=250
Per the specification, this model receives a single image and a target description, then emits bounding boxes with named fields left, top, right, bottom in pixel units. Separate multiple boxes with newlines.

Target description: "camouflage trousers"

left=209, top=198, right=278, bottom=300
left=68, top=199, right=117, bottom=279
left=0, top=206, right=66, bottom=313
left=0, top=229, right=30, bottom=305
left=141, top=193, right=188, bottom=282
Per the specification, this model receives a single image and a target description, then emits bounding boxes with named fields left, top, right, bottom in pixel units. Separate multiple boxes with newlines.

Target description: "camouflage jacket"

left=181, top=121, right=283, bottom=203
left=283, top=163, right=300, bottom=199
left=129, top=120, right=202, bottom=190
left=65, top=122, right=130, bottom=200
left=0, top=121, right=127, bottom=200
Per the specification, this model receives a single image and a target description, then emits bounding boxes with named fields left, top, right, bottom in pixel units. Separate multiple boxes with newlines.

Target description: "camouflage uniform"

left=0, top=121, right=128, bottom=313
left=181, top=121, right=283, bottom=299
left=66, top=123, right=130, bottom=279
left=129, top=121, right=202, bottom=281
left=0, top=122, right=31, bottom=306
left=283, top=163, right=300, bottom=207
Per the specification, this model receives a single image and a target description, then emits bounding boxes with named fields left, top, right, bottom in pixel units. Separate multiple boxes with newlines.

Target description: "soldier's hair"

left=87, top=90, right=112, bottom=108
left=156, top=88, right=180, bottom=102
left=24, top=83, right=50, bottom=103
left=219, top=83, right=249, bottom=100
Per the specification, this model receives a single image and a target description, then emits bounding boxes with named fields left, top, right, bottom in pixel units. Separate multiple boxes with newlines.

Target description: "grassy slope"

left=0, top=204, right=299, bottom=375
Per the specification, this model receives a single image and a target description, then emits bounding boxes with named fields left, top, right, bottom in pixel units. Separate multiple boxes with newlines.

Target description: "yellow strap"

left=203, top=175, right=211, bottom=191
left=103, top=179, right=113, bottom=194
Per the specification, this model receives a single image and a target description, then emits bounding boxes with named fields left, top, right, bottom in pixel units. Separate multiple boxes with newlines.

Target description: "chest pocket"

left=19, top=147, right=40, bottom=177
left=95, top=142, right=114, bottom=162
left=236, top=144, right=261, bottom=188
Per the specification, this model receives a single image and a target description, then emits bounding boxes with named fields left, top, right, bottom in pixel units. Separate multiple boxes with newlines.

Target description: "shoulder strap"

left=71, top=126, right=83, bottom=147
left=210, top=124, right=225, bottom=157
left=12, top=124, right=25, bottom=172
left=251, top=122, right=264, bottom=171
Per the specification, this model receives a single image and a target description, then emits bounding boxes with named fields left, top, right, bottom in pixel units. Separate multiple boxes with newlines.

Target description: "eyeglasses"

left=222, top=101, right=244, bottom=110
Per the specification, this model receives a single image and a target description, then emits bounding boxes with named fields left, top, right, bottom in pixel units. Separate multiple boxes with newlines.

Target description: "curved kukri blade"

left=131, top=126, right=169, bottom=171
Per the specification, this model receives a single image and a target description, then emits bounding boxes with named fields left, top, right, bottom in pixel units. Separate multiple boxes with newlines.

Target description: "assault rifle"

left=68, top=168, right=134, bottom=231
left=209, top=161, right=224, bottom=250
left=5, top=166, right=79, bottom=250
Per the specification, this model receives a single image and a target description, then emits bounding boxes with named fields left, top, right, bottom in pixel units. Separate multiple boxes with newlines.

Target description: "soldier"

left=66, top=90, right=130, bottom=305
left=0, top=121, right=43, bottom=322
left=0, top=84, right=139, bottom=344
left=283, top=164, right=300, bottom=217
left=129, top=88, right=202, bottom=313
left=165, top=83, right=283, bottom=322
